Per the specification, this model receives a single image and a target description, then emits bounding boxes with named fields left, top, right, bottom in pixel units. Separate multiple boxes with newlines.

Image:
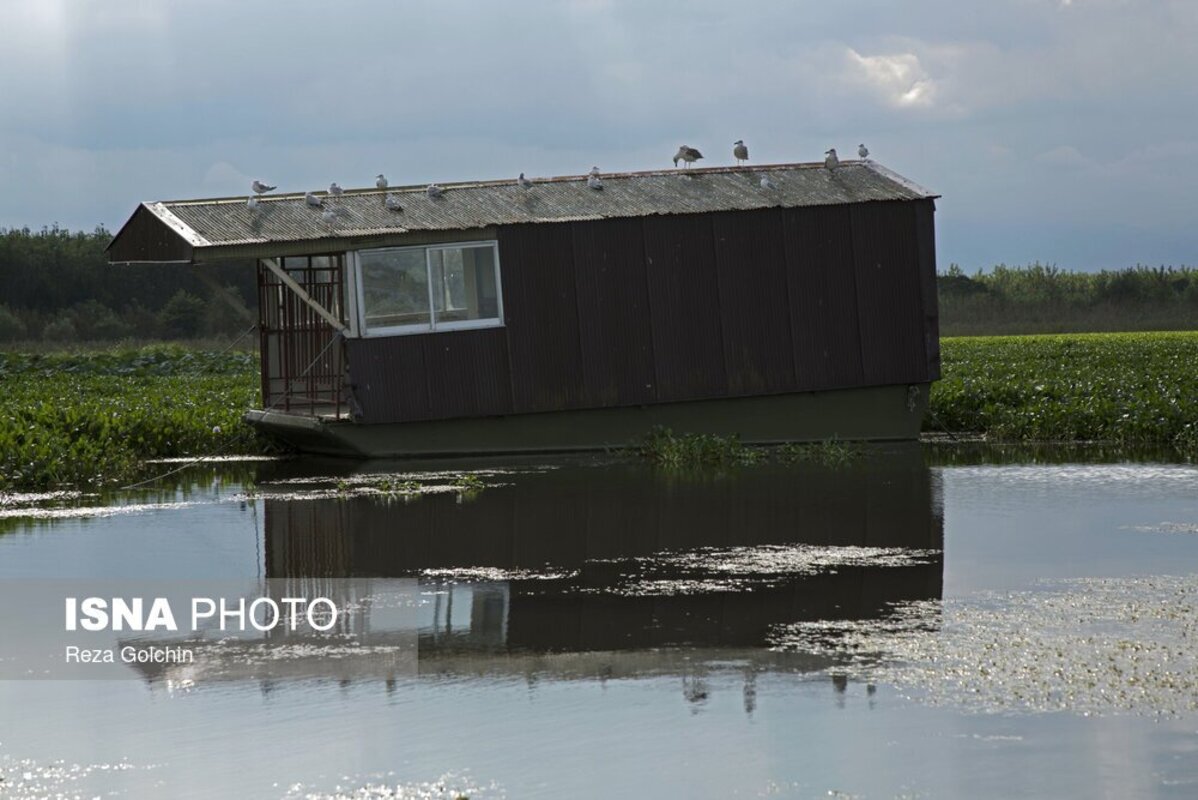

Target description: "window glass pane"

left=431, top=245, right=500, bottom=324
left=359, top=249, right=430, bottom=330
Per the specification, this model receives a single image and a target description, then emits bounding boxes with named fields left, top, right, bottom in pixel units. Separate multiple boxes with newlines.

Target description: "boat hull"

left=244, top=383, right=929, bottom=458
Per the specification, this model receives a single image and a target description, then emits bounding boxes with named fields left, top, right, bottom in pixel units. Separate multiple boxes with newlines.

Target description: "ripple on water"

left=279, top=770, right=503, bottom=799
left=771, top=574, right=1198, bottom=716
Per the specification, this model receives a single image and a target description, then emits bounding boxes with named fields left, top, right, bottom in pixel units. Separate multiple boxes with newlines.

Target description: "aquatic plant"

left=636, top=427, right=763, bottom=469
left=930, top=332, right=1198, bottom=451
left=775, top=438, right=859, bottom=467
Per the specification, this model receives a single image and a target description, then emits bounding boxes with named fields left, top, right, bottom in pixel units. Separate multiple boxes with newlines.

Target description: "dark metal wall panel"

left=571, top=218, right=656, bottom=406
left=712, top=209, right=797, bottom=395
left=913, top=200, right=942, bottom=381
left=642, top=214, right=728, bottom=401
left=780, top=205, right=866, bottom=391
left=423, top=328, right=514, bottom=419
left=497, top=224, right=586, bottom=412
left=106, top=205, right=193, bottom=263
left=346, top=336, right=431, bottom=423
left=850, top=201, right=929, bottom=385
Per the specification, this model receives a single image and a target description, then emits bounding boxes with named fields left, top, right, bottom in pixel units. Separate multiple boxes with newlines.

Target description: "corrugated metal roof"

left=112, top=161, right=937, bottom=259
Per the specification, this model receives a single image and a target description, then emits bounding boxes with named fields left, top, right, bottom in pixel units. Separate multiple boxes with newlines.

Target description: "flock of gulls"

left=244, top=141, right=873, bottom=218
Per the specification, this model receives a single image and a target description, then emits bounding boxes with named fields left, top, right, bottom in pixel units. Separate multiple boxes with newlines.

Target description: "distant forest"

left=0, top=226, right=1195, bottom=343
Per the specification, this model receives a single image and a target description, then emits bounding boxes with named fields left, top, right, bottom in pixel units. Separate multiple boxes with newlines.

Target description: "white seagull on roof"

left=858, top=143, right=869, bottom=160
left=376, top=174, right=388, bottom=190
left=384, top=194, right=404, bottom=211
left=673, top=145, right=703, bottom=168
left=733, top=140, right=749, bottom=165
left=329, top=182, right=343, bottom=197
left=587, top=172, right=603, bottom=190
left=321, top=208, right=337, bottom=225
left=251, top=180, right=276, bottom=195
left=517, top=172, right=533, bottom=189
left=760, top=174, right=776, bottom=190
left=426, top=184, right=444, bottom=199
left=824, top=148, right=839, bottom=171
left=305, top=191, right=323, bottom=208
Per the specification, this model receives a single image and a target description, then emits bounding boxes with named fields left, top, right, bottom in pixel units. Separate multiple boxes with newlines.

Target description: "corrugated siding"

left=571, top=218, right=656, bottom=406
left=712, top=210, right=796, bottom=395
left=781, top=204, right=865, bottom=391
left=643, top=214, right=728, bottom=402
left=497, top=224, right=586, bottom=412
left=340, top=199, right=938, bottom=425
left=914, top=201, right=942, bottom=381
left=423, top=329, right=513, bottom=419
left=850, top=201, right=929, bottom=385
left=106, top=205, right=193, bottom=263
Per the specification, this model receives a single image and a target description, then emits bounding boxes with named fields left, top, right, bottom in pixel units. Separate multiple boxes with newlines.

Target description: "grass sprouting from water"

left=0, top=345, right=276, bottom=491
left=931, top=332, right=1198, bottom=452
left=636, top=428, right=860, bottom=470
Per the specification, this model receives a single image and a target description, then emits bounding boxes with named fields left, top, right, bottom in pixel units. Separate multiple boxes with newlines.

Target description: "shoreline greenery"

left=1, top=333, right=1195, bottom=491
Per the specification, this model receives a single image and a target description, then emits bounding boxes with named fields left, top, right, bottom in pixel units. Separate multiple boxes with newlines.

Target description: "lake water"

left=1, top=446, right=1197, bottom=799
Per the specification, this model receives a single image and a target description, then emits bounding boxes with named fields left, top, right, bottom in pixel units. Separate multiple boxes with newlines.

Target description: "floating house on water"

left=107, top=161, right=940, bottom=456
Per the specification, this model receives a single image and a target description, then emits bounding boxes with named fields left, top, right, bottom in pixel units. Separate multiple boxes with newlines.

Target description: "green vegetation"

left=939, top=263, right=1198, bottom=335
left=636, top=428, right=862, bottom=469
left=931, top=332, right=1198, bottom=451
left=0, top=345, right=274, bottom=491
left=775, top=438, right=860, bottom=467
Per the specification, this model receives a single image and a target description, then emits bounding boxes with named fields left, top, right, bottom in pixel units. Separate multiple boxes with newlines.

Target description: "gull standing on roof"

left=587, top=172, right=603, bottom=190
left=305, top=191, right=323, bottom=208
left=246, top=196, right=260, bottom=210
left=385, top=194, right=404, bottom=211
left=426, top=184, right=444, bottom=199
left=760, top=175, right=776, bottom=190
left=858, top=144, right=869, bottom=160
left=329, top=182, right=344, bottom=197
left=733, top=140, right=749, bottom=165
left=251, top=180, right=276, bottom=195
left=321, top=208, right=337, bottom=225
left=673, top=145, right=703, bottom=168
left=376, top=174, right=388, bottom=190
left=824, top=148, right=840, bottom=171
left=517, top=172, right=533, bottom=189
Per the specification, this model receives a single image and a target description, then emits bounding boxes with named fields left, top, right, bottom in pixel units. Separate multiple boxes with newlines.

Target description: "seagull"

left=587, top=173, right=603, bottom=190
left=321, top=208, right=337, bottom=225
left=329, top=182, right=343, bottom=197
left=305, top=191, right=323, bottom=208
left=589, top=166, right=601, bottom=177
left=426, top=184, right=444, bottom=199
left=246, top=196, right=260, bottom=210
left=517, top=172, right=533, bottom=189
left=733, top=140, right=749, bottom=165
left=824, top=148, right=840, bottom=171
left=251, top=180, right=276, bottom=195
left=673, top=145, right=703, bottom=168
left=384, top=194, right=404, bottom=211
left=760, top=175, right=776, bottom=190
left=858, top=143, right=869, bottom=160
left=376, top=174, right=388, bottom=190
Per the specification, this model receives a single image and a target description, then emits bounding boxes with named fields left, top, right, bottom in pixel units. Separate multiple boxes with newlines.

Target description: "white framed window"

left=354, top=241, right=503, bottom=336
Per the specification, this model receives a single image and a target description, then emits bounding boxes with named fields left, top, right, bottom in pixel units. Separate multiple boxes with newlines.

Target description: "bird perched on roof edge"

left=760, top=175, right=776, bottom=190
left=824, top=148, right=840, bottom=171
left=376, top=174, right=388, bottom=190
left=251, top=180, right=275, bottom=195
left=329, top=182, right=343, bottom=197
left=733, top=140, right=749, bottom=165
left=384, top=194, right=404, bottom=211
left=587, top=173, right=603, bottom=190
left=426, top=184, right=444, bottom=199
left=305, top=192, right=323, bottom=208
left=858, top=143, right=869, bottom=160
left=321, top=208, right=337, bottom=225
left=673, top=145, right=703, bottom=168
left=517, top=173, right=533, bottom=189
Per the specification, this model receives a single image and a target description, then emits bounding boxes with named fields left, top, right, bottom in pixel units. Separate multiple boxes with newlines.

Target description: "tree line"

left=0, top=226, right=1194, bottom=343
left=0, top=226, right=256, bottom=342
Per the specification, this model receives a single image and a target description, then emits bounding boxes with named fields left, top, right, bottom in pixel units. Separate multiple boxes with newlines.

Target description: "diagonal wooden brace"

left=260, top=258, right=347, bottom=333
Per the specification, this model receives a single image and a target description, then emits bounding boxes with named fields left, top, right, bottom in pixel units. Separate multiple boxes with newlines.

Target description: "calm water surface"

left=1, top=447, right=1197, bottom=799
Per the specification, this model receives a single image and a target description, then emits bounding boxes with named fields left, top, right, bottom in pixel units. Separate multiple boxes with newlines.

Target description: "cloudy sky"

left=1, top=0, right=1194, bottom=270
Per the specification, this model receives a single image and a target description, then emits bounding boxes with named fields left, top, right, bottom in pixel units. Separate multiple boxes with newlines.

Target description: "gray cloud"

left=1, top=0, right=1195, bottom=269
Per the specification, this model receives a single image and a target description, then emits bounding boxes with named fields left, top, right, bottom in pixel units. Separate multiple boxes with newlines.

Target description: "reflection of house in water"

left=128, top=450, right=942, bottom=699
left=263, top=448, right=943, bottom=658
